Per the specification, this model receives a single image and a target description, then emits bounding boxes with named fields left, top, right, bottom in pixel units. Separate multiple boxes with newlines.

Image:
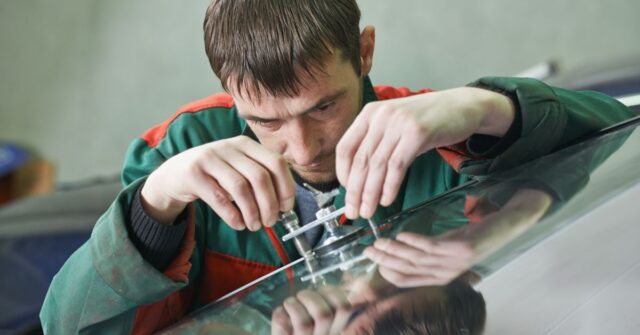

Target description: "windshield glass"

left=161, top=116, right=640, bottom=335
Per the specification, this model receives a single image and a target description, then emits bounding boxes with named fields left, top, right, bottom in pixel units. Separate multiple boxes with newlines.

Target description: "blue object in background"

left=0, top=143, right=29, bottom=177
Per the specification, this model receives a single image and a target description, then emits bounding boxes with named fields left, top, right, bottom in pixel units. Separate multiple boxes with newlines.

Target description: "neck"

left=291, top=170, right=339, bottom=192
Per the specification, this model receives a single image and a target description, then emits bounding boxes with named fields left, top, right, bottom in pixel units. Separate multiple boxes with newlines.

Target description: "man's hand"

left=271, top=286, right=353, bottom=335
left=336, top=87, right=515, bottom=219
left=364, top=189, right=553, bottom=287
left=363, top=232, right=475, bottom=287
left=141, top=135, right=295, bottom=231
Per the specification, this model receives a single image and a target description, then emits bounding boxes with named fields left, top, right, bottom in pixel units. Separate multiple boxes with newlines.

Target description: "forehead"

left=232, top=54, right=357, bottom=118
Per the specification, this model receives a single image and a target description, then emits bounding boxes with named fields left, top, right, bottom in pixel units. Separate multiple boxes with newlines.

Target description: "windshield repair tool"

left=283, top=185, right=365, bottom=256
left=280, top=186, right=379, bottom=283
left=279, top=210, right=313, bottom=257
left=278, top=210, right=325, bottom=284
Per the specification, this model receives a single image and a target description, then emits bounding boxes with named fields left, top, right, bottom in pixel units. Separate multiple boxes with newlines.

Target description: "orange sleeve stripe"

left=436, top=147, right=466, bottom=173
left=140, top=93, right=234, bottom=148
left=436, top=140, right=483, bottom=173
left=373, top=85, right=433, bottom=101
left=132, top=205, right=197, bottom=334
left=264, top=227, right=295, bottom=283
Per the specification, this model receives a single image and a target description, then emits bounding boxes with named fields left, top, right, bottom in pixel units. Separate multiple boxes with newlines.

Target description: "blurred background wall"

left=1, top=0, right=639, bottom=184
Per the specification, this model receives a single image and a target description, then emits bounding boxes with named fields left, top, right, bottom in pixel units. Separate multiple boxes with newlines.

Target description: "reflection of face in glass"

left=344, top=280, right=487, bottom=335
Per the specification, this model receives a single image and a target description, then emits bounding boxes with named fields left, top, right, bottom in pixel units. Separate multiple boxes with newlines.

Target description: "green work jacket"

left=40, top=77, right=633, bottom=334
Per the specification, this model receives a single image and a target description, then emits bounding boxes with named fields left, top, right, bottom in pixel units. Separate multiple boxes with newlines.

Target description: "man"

left=40, top=0, right=632, bottom=333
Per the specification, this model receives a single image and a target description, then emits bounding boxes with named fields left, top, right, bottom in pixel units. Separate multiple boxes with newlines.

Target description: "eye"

left=316, top=101, right=335, bottom=112
left=251, top=119, right=281, bottom=129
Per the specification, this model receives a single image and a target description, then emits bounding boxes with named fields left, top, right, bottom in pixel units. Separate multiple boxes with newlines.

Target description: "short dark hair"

left=370, top=281, right=487, bottom=335
left=203, top=0, right=361, bottom=99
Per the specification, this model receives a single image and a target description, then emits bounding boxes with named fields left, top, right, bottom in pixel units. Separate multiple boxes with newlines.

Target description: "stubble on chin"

left=291, top=162, right=338, bottom=185
left=293, top=168, right=337, bottom=185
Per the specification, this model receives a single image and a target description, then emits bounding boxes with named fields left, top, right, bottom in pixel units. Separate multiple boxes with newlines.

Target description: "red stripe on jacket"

left=132, top=205, right=197, bottom=334
left=373, top=85, right=433, bottom=100
left=264, top=227, right=295, bottom=282
left=140, top=93, right=234, bottom=148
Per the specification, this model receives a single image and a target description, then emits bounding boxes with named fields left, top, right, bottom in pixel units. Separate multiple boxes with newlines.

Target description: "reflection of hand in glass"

left=271, top=286, right=353, bottom=335
left=364, top=189, right=553, bottom=287
left=363, top=232, right=475, bottom=287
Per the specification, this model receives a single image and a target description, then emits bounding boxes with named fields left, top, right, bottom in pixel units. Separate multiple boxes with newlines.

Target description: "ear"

left=359, top=25, right=375, bottom=77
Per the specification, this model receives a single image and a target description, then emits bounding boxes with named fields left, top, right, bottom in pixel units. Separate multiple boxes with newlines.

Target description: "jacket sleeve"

left=40, top=139, right=198, bottom=334
left=437, top=76, right=635, bottom=176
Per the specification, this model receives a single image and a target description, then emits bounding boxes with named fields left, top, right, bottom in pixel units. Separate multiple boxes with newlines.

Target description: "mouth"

left=295, top=160, right=335, bottom=175
left=297, top=162, right=325, bottom=170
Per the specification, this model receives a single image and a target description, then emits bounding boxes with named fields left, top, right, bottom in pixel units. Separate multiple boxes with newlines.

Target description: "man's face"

left=233, top=53, right=363, bottom=184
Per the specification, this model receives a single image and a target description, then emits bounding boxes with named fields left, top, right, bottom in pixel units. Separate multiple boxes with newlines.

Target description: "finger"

left=359, top=132, right=401, bottom=218
left=380, top=135, right=419, bottom=206
left=395, top=232, right=443, bottom=255
left=369, top=238, right=472, bottom=283
left=378, top=267, right=443, bottom=288
left=236, top=137, right=296, bottom=211
left=283, top=297, right=314, bottom=335
left=422, top=266, right=467, bottom=284
left=224, top=150, right=279, bottom=227
left=317, top=286, right=352, bottom=334
left=382, top=257, right=467, bottom=283
left=191, top=170, right=245, bottom=230
left=272, top=306, right=293, bottom=335
left=397, top=232, right=474, bottom=258
left=199, top=156, right=262, bottom=231
left=366, top=244, right=470, bottom=274
left=345, top=125, right=385, bottom=219
left=364, top=246, right=427, bottom=276
left=344, top=156, right=367, bottom=219
left=370, top=238, right=425, bottom=262
left=296, top=290, right=333, bottom=335
left=377, top=260, right=464, bottom=287
left=336, top=107, right=372, bottom=187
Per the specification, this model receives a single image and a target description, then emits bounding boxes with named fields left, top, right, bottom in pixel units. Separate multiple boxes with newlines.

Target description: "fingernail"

left=360, top=203, right=372, bottom=218
left=374, top=238, right=388, bottom=248
left=266, top=216, right=278, bottom=227
left=364, top=247, right=379, bottom=261
left=346, top=203, right=356, bottom=219
left=380, top=194, right=391, bottom=206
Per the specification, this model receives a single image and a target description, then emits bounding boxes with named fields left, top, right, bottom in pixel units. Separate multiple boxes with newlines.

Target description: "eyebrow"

left=240, top=88, right=348, bottom=123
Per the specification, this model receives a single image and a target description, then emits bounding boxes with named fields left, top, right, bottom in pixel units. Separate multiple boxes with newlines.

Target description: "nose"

left=284, top=117, right=322, bottom=166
